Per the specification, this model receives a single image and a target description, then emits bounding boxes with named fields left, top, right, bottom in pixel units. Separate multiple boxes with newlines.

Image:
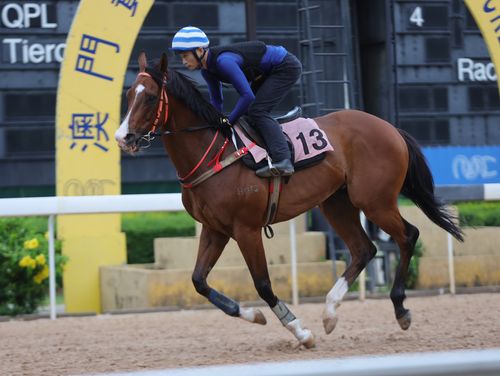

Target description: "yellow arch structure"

left=56, top=0, right=154, bottom=313
left=465, top=1, right=500, bottom=94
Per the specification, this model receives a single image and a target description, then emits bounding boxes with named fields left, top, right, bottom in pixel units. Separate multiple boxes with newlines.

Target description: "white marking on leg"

left=326, top=276, right=348, bottom=314
left=115, top=84, right=145, bottom=144
left=286, top=319, right=315, bottom=348
left=323, top=276, right=348, bottom=334
left=239, top=307, right=256, bottom=322
left=239, top=307, right=267, bottom=325
left=270, top=301, right=314, bottom=347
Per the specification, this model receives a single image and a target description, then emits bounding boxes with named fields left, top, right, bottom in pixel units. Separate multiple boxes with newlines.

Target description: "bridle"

left=127, top=67, right=252, bottom=189
left=133, top=70, right=219, bottom=150
left=135, top=70, right=169, bottom=149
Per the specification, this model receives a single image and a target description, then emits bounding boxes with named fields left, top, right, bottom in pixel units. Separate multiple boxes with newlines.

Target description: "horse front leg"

left=192, top=225, right=266, bottom=325
left=235, top=227, right=315, bottom=348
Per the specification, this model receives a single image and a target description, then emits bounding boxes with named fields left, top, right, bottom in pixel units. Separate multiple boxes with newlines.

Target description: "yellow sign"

left=56, top=0, right=154, bottom=313
left=465, top=0, right=500, bottom=94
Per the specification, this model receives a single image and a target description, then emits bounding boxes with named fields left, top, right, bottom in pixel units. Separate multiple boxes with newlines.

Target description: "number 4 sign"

left=410, top=6, right=424, bottom=27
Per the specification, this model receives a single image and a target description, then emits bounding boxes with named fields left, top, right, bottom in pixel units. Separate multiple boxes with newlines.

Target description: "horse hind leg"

left=235, top=226, right=315, bottom=348
left=364, top=206, right=419, bottom=330
left=192, top=225, right=266, bottom=326
left=319, top=189, right=377, bottom=334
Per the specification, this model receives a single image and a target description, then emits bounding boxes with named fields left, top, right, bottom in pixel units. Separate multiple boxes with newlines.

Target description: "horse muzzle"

left=119, top=132, right=156, bottom=154
left=117, top=133, right=141, bottom=154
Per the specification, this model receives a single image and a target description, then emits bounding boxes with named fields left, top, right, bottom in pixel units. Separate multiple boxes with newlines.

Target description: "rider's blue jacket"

left=201, top=43, right=287, bottom=124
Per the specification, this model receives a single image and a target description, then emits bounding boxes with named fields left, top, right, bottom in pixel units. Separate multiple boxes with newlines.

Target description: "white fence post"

left=289, top=218, right=299, bottom=306
left=447, top=232, right=456, bottom=295
left=358, top=212, right=367, bottom=301
left=48, top=214, right=57, bottom=320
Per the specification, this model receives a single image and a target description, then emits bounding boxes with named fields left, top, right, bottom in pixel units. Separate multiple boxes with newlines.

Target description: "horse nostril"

left=124, top=134, right=135, bottom=144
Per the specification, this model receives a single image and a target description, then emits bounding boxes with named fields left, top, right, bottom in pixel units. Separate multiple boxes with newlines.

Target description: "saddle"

left=238, top=106, right=302, bottom=149
left=233, top=106, right=333, bottom=172
left=231, top=106, right=334, bottom=238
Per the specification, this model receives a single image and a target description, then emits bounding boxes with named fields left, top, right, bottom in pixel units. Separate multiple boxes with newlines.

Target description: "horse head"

left=115, top=51, right=169, bottom=154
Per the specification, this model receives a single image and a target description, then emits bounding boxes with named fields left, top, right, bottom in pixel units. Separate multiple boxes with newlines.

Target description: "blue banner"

left=422, top=146, right=500, bottom=185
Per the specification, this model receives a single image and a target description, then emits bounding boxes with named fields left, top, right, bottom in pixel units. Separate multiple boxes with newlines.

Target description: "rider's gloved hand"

left=219, top=116, right=233, bottom=138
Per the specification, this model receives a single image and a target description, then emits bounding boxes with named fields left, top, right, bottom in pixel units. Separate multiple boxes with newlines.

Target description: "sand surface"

left=1, top=293, right=499, bottom=375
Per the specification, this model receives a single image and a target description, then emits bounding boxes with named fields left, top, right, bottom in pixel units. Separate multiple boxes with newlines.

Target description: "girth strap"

left=263, top=176, right=282, bottom=239
left=179, top=139, right=282, bottom=240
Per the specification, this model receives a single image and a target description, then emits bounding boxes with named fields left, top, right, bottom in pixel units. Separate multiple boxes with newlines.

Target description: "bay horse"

left=115, top=52, right=463, bottom=348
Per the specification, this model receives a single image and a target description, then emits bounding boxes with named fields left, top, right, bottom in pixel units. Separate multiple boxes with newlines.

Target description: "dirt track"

left=1, top=293, right=499, bottom=376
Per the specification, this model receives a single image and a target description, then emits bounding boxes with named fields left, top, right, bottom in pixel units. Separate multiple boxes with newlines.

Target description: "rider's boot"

left=250, top=115, right=294, bottom=178
left=256, top=158, right=294, bottom=178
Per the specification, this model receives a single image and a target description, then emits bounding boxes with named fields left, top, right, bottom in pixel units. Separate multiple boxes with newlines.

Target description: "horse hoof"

left=240, top=307, right=267, bottom=325
left=253, top=309, right=267, bottom=325
left=300, top=329, right=316, bottom=349
left=323, top=309, right=339, bottom=334
left=323, top=316, right=338, bottom=334
left=397, top=310, right=412, bottom=330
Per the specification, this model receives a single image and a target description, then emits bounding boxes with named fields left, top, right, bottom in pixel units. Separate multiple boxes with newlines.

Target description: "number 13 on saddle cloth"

left=234, top=117, right=334, bottom=170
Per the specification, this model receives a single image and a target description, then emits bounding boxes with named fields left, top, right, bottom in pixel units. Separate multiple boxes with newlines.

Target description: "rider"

left=170, top=26, right=302, bottom=178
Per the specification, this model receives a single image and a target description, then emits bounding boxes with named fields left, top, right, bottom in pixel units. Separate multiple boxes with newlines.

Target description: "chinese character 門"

left=75, top=34, right=120, bottom=81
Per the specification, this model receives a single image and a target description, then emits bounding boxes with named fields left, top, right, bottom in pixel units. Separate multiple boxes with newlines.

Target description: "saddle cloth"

left=233, top=117, right=334, bottom=171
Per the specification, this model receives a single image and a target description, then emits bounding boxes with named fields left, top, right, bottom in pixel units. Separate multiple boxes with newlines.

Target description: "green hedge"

left=399, top=199, right=500, bottom=227
left=122, top=212, right=195, bottom=264
left=456, top=201, right=500, bottom=227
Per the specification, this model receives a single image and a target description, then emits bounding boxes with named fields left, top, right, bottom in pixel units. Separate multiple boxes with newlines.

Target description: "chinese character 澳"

left=69, top=112, right=110, bottom=152
left=111, top=0, right=138, bottom=17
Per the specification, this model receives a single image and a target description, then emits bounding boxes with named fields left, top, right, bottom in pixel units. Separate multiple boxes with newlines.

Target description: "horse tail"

left=398, top=129, right=464, bottom=241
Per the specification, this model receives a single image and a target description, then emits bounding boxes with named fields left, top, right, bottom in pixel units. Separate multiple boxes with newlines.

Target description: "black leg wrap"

left=208, top=288, right=240, bottom=317
left=271, top=300, right=296, bottom=325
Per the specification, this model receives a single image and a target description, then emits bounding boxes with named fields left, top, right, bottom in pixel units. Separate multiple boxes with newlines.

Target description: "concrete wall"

left=399, top=206, right=500, bottom=289
left=100, top=261, right=343, bottom=311
left=101, top=215, right=346, bottom=312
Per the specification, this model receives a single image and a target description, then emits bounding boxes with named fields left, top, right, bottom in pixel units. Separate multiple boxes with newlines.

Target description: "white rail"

left=0, top=194, right=184, bottom=217
left=0, top=194, right=299, bottom=319
left=87, top=348, right=500, bottom=376
left=0, top=194, right=184, bottom=320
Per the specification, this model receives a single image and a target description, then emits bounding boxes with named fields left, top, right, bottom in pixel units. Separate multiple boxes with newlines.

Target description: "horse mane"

left=148, top=59, right=224, bottom=125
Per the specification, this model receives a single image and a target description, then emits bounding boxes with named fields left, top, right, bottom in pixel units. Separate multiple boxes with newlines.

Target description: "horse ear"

left=160, top=52, right=168, bottom=73
left=138, top=52, right=147, bottom=72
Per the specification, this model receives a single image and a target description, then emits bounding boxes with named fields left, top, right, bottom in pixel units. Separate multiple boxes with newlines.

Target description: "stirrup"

left=257, top=158, right=280, bottom=178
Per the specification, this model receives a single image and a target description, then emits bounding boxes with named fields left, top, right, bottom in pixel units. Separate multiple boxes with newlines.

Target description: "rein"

left=136, top=71, right=219, bottom=144
left=134, top=70, right=254, bottom=189
left=178, top=130, right=224, bottom=182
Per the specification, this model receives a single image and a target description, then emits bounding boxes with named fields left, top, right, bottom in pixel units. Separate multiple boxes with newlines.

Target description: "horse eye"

left=146, top=95, right=158, bottom=103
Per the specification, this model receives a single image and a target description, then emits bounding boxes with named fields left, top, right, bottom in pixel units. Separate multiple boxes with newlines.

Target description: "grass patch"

left=456, top=201, right=500, bottom=227
left=41, top=292, right=65, bottom=306
left=399, top=198, right=500, bottom=227
left=122, top=211, right=195, bottom=264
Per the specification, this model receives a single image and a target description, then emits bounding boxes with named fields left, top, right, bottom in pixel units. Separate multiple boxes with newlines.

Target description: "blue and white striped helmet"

left=171, top=26, right=209, bottom=51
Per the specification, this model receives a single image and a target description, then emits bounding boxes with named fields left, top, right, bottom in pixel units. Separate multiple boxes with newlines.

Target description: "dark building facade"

left=0, top=0, right=498, bottom=197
